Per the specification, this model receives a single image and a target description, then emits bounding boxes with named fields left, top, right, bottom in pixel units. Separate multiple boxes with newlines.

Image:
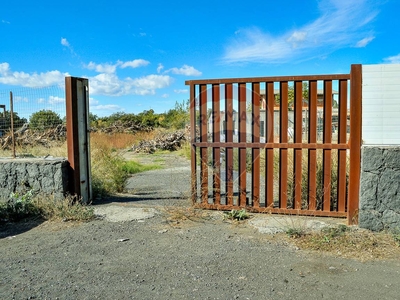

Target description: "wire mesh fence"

left=0, top=85, right=66, bottom=158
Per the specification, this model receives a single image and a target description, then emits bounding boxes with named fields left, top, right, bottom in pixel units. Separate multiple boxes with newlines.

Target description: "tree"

left=0, top=110, right=28, bottom=134
left=29, top=109, right=63, bottom=131
left=275, top=82, right=309, bottom=109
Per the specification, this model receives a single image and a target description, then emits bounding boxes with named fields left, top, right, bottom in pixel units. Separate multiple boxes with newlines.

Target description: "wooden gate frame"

left=186, top=65, right=361, bottom=225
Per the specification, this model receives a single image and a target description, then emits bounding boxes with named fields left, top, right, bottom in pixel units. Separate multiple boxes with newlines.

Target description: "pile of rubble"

left=1, top=124, right=66, bottom=150
left=131, top=130, right=189, bottom=153
left=90, top=121, right=153, bottom=134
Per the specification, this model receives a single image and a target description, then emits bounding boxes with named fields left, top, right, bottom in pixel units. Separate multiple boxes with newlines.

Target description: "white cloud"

left=161, top=93, right=169, bottom=98
left=48, top=96, right=65, bottom=104
left=157, top=63, right=164, bottom=74
left=14, top=96, right=29, bottom=102
left=174, top=89, right=188, bottom=94
left=90, top=104, right=122, bottom=111
left=384, top=54, right=400, bottom=64
left=166, top=65, right=202, bottom=76
left=86, top=61, right=118, bottom=74
left=223, top=0, right=380, bottom=63
left=61, top=38, right=70, bottom=47
left=120, top=59, right=150, bottom=69
left=0, top=62, right=67, bottom=88
left=2, top=20, right=10, bottom=24
left=89, top=73, right=173, bottom=96
left=355, top=36, right=375, bottom=47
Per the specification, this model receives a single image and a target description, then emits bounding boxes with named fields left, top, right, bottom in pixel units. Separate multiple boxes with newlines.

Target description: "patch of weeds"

left=37, top=195, right=95, bottom=222
left=391, top=228, right=400, bottom=246
left=0, top=190, right=40, bottom=221
left=0, top=192, right=95, bottom=222
left=286, top=227, right=307, bottom=239
left=320, top=224, right=349, bottom=242
left=224, top=209, right=250, bottom=221
left=121, top=160, right=161, bottom=174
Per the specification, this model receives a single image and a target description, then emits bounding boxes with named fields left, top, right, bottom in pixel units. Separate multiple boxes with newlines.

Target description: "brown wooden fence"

left=185, top=64, right=361, bottom=224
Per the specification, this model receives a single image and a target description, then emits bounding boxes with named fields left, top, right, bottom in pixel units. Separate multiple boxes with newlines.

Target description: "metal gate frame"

left=186, top=65, right=361, bottom=225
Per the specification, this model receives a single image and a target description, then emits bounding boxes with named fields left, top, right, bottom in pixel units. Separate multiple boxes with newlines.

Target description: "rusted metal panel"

left=225, top=84, right=234, bottom=205
left=348, top=64, right=362, bottom=224
left=308, top=80, right=318, bottom=211
left=266, top=82, right=274, bottom=208
left=185, top=74, right=350, bottom=85
left=337, top=79, right=348, bottom=212
left=190, top=84, right=197, bottom=204
left=293, top=81, right=303, bottom=209
left=186, top=66, right=361, bottom=221
left=323, top=80, right=333, bottom=211
left=252, top=82, right=260, bottom=208
left=238, top=83, right=247, bottom=206
left=212, top=84, right=221, bottom=204
left=279, top=81, right=288, bottom=209
left=199, top=84, right=208, bottom=205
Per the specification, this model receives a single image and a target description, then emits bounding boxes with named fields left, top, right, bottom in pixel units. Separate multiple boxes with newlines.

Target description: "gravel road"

left=1, top=152, right=400, bottom=300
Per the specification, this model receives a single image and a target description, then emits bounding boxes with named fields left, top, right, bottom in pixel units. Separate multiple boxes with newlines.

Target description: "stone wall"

left=359, top=146, right=400, bottom=231
left=0, top=157, right=70, bottom=202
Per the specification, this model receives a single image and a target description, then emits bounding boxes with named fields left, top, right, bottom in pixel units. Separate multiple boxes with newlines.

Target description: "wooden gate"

left=186, top=65, right=361, bottom=224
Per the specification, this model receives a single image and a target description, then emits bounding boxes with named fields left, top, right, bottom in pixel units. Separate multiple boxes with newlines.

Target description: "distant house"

left=259, top=89, right=338, bottom=110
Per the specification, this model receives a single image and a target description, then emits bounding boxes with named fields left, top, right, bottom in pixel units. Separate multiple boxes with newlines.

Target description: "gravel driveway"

left=1, top=152, right=400, bottom=300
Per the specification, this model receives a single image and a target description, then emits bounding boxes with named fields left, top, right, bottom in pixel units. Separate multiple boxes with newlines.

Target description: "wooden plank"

left=266, top=82, right=275, bottom=208
left=293, top=81, right=303, bottom=209
left=238, top=83, right=247, bottom=206
left=252, top=82, right=260, bottom=208
left=337, top=79, right=348, bottom=212
left=279, top=81, right=288, bottom=209
left=199, top=84, right=208, bottom=205
left=308, top=80, right=317, bottom=210
left=225, top=83, right=234, bottom=206
left=212, top=84, right=221, bottom=204
left=348, top=64, right=362, bottom=224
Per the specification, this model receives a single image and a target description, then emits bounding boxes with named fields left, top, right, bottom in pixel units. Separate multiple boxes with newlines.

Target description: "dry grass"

left=90, top=131, right=158, bottom=150
left=283, top=226, right=400, bottom=261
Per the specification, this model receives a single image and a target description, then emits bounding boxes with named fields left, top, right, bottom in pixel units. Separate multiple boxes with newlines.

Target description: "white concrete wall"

left=362, top=64, right=400, bottom=145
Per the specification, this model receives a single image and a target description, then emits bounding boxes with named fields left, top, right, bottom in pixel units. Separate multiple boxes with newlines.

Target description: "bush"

left=29, top=109, right=63, bottom=131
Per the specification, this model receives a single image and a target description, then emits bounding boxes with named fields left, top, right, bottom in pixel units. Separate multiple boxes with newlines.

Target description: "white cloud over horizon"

left=174, top=89, right=188, bottom=94
left=223, top=0, right=379, bottom=63
left=0, top=62, right=68, bottom=88
left=384, top=53, right=400, bottom=64
left=166, top=65, right=202, bottom=76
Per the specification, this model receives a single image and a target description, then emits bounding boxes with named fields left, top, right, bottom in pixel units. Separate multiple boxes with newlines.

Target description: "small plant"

left=224, top=209, right=250, bottom=221
left=0, top=190, right=40, bottom=221
left=391, top=228, right=400, bottom=246
left=285, top=227, right=307, bottom=238
left=321, top=224, right=349, bottom=242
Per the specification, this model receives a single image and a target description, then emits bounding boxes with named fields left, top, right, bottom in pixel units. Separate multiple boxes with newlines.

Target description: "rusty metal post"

left=65, top=77, right=92, bottom=203
left=348, top=64, right=362, bottom=225
left=10, top=91, right=15, bottom=158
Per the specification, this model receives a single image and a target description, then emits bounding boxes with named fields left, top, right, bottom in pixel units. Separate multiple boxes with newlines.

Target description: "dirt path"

left=1, top=152, right=400, bottom=300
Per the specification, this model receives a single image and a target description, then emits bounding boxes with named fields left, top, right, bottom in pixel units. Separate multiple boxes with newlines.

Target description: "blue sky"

left=0, top=0, right=399, bottom=116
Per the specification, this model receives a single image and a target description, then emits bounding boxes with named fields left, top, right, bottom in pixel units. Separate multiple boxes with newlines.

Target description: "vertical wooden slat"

left=266, top=82, right=274, bottom=208
left=238, top=83, right=247, bottom=206
left=279, top=82, right=288, bottom=209
left=225, top=84, right=234, bottom=206
left=337, top=79, right=348, bottom=212
left=323, top=80, right=333, bottom=211
left=252, top=82, right=260, bottom=208
left=308, top=80, right=317, bottom=211
left=199, top=84, right=208, bottom=205
left=190, top=84, right=197, bottom=204
left=293, top=81, right=303, bottom=209
left=212, top=84, right=221, bottom=204
left=348, top=64, right=362, bottom=224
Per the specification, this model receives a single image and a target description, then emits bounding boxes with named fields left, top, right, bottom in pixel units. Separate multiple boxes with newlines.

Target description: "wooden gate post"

left=348, top=64, right=362, bottom=225
left=65, top=77, right=92, bottom=204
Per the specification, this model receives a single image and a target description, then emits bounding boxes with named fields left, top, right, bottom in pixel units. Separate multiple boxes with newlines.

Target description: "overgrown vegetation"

left=0, top=192, right=94, bottom=222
